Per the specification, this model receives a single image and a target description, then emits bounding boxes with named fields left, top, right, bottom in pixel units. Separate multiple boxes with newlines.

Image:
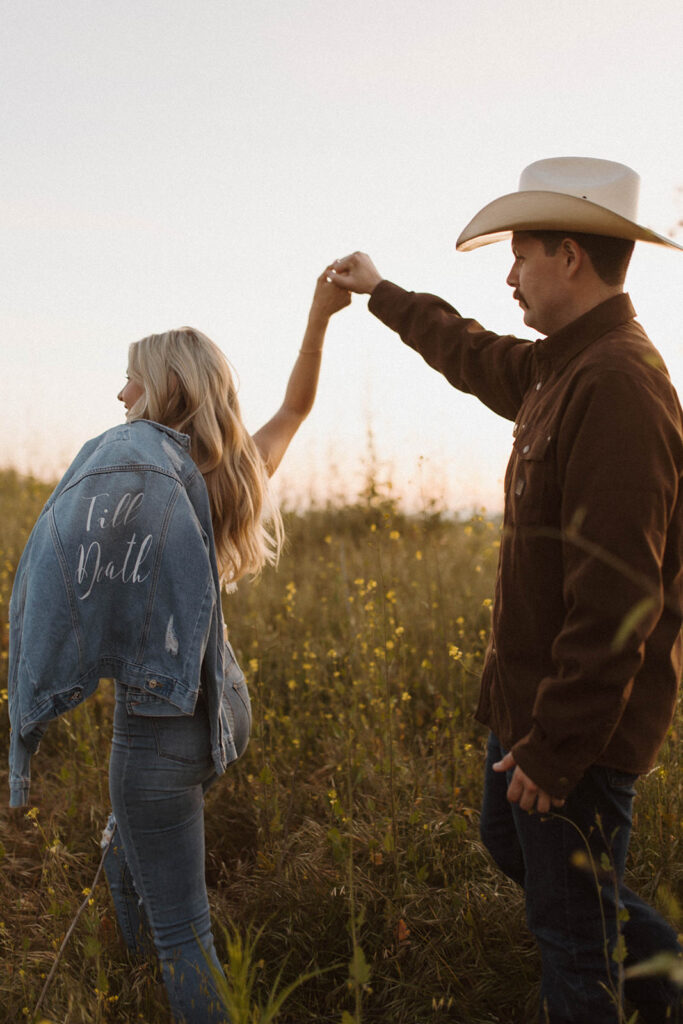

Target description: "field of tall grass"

left=1, top=466, right=681, bottom=1023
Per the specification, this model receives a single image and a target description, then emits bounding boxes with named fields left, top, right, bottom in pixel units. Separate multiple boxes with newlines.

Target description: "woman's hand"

left=309, top=269, right=352, bottom=321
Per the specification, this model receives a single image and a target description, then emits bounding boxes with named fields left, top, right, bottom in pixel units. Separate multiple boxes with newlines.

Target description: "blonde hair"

left=126, top=327, right=283, bottom=584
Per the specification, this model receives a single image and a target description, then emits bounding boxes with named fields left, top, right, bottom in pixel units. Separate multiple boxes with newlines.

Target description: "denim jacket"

left=9, top=419, right=243, bottom=807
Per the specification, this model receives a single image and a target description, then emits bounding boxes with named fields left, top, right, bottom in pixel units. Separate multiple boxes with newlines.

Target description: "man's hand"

left=493, top=751, right=566, bottom=813
left=328, top=252, right=383, bottom=295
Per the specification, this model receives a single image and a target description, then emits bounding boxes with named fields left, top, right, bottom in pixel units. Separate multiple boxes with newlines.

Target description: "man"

left=330, top=158, right=683, bottom=1024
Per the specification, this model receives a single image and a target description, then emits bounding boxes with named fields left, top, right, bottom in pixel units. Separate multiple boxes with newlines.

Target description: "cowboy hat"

left=456, top=157, right=683, bottom=252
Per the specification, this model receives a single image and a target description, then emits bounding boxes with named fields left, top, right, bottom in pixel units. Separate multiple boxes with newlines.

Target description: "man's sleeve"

left=369, top=280, right=535, bottom=421
left=511, top=367, right=682, bottom=795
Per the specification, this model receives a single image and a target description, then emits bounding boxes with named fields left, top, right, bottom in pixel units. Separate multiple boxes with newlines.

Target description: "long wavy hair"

left=125, top=327, right=283, bottom=584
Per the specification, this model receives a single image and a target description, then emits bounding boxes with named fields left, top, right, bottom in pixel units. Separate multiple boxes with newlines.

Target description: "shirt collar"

left=536, top=293, right=636, bottom=374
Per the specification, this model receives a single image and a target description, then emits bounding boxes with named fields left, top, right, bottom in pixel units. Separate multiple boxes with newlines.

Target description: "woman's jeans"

left=480, top=733, right=681, bottom=1024
left=104, top=678, right=251, bottom=1024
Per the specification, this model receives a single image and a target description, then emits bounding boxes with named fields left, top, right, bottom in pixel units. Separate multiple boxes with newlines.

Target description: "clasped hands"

left=325, top=252, right=384, bottom=296
left=310, top=252, right=381, bottom=318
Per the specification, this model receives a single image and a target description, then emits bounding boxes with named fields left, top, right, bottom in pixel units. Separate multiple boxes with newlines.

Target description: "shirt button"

left=70, top=688, right=83, bottom=702
left=522, top=444, right=530, bottom=454
left=148, top=679, right=158, bottom=689
left=536, top=381, right=542, bottom=390
left=558, top=776, right=569, bottom=788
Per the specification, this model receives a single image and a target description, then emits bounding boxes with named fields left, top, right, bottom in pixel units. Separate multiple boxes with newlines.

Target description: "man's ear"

left=561, top=237, right=584, bottom=278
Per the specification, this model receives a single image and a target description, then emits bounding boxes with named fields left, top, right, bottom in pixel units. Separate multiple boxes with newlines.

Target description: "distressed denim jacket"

left=8, top=420, right=243, bottom=807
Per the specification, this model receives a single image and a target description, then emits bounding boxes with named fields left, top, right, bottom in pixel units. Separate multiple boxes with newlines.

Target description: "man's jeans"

left=104, top=679, right=251, bottom=1024
left=480, top=733, right=681, bottom=1024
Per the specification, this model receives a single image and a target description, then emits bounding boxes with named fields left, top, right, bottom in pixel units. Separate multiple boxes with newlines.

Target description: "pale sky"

left=3, top=0, right=683, bottom=512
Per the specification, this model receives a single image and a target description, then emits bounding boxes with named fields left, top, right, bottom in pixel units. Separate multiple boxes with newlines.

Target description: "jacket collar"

left=537, top=293, right=636, bottom=374
left=130, top=419, right=192, bottom=451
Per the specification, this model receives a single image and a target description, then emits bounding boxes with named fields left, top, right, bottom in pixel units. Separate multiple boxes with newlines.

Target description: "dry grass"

left=0, top=468, right=680, bottom=1023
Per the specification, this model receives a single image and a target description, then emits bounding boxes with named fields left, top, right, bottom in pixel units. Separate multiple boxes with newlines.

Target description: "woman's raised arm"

left=252, top=269, right=351, bottom=476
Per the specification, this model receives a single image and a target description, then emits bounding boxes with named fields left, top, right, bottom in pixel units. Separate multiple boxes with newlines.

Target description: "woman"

left=8, top=270, right=350, bottom=1022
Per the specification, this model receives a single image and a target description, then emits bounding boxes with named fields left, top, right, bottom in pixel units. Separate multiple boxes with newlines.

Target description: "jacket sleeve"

left=9, top=721, right=47, bottom=807
left=368, top=280, right=536, bottom=422
left=511, top=367, right=682, bottom=795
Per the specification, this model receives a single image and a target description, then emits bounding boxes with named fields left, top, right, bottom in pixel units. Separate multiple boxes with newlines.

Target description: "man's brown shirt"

left=370, top=283, right=683, bottom=797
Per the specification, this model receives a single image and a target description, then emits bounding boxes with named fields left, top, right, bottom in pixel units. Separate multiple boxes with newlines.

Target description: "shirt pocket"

left=506, top=426, right=553, bottom=525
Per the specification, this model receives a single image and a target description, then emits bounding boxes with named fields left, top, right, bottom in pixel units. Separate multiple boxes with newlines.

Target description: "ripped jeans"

left=104, top=677, right=251, bottom=1024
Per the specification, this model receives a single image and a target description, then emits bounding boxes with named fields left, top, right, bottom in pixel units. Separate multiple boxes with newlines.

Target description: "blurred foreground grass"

left=0, top=467, right=681, bottom=1023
